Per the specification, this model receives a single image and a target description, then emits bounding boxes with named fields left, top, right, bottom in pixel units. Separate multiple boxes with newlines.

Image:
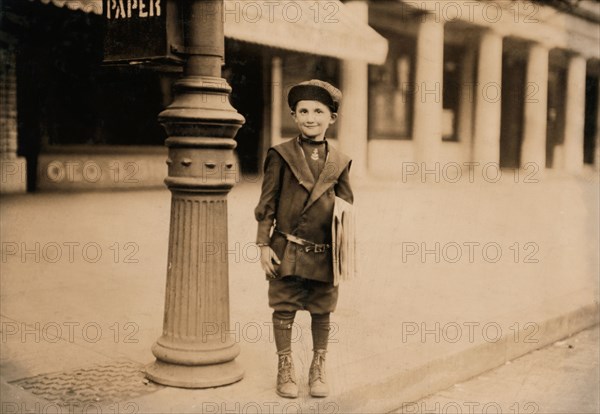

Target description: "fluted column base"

left=145, top=73, right=244, bottom=388
left=145, top=359, right=243, bottom=389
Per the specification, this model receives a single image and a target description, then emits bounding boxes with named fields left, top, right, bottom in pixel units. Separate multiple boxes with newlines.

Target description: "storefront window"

left=15, top=3, right=173, bottom=147
left=369, top=33, right=415, bottom=140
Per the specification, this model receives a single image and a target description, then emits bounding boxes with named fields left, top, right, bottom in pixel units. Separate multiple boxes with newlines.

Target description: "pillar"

left=563, top=53, right=586, bottom=173
left=472, top=29, right=503, bottom=164
left=521, top=43, right=549, bottom=170
left=0, top=46, right=27, bottom=193
left=145, top=0, right=245, bottom=388
left=270, top=56, right=283, bottom=147
left=412, top=13, right=444, bottom=164
left=339, top=0, right=369, bottom=177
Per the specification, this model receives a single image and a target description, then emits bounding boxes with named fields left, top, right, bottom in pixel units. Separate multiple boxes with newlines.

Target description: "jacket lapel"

left=302, top=144, right=351, bottom=214
left=272, top=137, right=315, bottom=193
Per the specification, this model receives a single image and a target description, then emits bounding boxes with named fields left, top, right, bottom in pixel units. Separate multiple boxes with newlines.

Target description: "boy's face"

left=291, top=100, right=337, bottom=141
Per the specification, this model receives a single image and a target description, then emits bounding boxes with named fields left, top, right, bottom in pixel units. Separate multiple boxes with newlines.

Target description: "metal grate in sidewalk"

left=10, top=360, right=163, bottom=407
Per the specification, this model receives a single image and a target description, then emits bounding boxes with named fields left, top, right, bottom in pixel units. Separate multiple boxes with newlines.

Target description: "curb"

left=335, top=301, right=599, bottom=413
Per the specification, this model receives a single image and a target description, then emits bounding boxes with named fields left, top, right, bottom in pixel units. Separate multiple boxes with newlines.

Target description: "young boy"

left=254, top=80, right=353, bottom=398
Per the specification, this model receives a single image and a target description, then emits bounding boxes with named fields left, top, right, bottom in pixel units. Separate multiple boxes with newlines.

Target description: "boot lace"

left=278, top=354, right=296, bottom=384
left=310, top=351, right=326, bottom=382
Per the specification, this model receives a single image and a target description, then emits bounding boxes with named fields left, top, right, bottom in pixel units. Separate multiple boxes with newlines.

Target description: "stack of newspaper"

left=331, top=196, right=356, bottom=286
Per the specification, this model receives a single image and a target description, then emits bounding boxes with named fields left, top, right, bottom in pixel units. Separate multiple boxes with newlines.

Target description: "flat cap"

left=288, top=79, right=342, bottom=113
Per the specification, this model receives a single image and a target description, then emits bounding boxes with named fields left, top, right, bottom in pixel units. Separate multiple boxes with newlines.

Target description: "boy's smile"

left=292, top=100, right=337, bottom=141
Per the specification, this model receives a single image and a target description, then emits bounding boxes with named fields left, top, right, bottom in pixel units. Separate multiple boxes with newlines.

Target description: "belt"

left=275, top=229, right=331, bottom=253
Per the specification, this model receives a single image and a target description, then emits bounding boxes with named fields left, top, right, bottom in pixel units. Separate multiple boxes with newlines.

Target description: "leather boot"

left=276, top=352, right=298, bottom=398
left=309, top=349, right=329, bottom=397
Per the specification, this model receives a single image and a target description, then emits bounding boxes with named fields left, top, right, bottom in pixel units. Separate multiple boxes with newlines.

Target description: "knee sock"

left=272, top=310, right=296, bottom=354
left=311, top=313, right=331, bottom=351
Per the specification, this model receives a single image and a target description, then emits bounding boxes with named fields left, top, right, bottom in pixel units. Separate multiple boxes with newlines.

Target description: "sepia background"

left=1, top=0, right=599, bottom=413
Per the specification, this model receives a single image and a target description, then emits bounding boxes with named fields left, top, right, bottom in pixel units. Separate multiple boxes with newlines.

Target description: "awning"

left=223, top=0, right=388, bottom=64
left=37, top=0, right=102, bottom=14
left=36, top=0, right=388, bottom=64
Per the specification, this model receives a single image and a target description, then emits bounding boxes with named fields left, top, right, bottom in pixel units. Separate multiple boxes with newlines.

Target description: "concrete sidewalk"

left=1, top=171, right=598, bottom=413
left=394, top=325, right=600, bottom=414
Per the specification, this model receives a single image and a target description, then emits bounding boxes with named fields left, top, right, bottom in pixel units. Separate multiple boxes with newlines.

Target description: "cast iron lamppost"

left=145, top=0, right=245, bottom=388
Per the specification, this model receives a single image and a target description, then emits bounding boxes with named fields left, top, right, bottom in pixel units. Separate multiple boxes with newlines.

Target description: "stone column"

left=412, top=13, right=444, bottom=164
left=339, top=0, right=369, bottom=177
left=472, top=29, right=503, bottom=164
left=0, top=46, right=27, bottom=193
left=145, top=0, right=245, bottom=388
left=563, top=53, right=586, bottom=173
left=270, top=56, right=283, bottom=147
left=521, top=43, right=549, bottom=170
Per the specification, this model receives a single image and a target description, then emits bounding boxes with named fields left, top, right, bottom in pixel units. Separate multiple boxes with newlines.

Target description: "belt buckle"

left=314, top=244, right=324, bottom=253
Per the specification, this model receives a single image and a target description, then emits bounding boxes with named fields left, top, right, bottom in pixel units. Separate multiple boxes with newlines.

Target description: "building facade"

left=362, top=0, right=600, bottom=179
left=0, top=0, right=598, bottom=192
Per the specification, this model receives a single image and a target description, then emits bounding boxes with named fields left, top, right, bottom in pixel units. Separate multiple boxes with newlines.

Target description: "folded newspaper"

left=331, top=196, right=356, bottom=286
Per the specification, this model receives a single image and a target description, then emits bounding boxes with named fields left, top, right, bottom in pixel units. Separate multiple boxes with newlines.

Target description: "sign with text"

left=102, top=0, right=175, bottom=62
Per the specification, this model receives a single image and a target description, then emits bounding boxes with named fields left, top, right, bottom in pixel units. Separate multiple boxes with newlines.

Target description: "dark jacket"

left=255, top=137, right=354, bottom=282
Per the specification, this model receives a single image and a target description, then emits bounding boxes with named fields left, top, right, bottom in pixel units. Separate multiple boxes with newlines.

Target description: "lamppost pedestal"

left=145, top=76, right=245, bottom=389
left=145, top=0, right=245, bottom=389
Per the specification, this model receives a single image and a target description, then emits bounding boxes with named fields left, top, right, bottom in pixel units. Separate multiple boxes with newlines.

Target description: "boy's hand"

left=260, top=246, right=281, bottom=278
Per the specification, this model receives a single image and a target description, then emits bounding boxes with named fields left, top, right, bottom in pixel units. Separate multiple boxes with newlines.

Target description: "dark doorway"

left=584, top=75, right=598, bottom=165
left=500, top=53, right=526, bottom=168
left=224, top=40, right=264, bottom=175
left=546, top=66, right=567, bottom=168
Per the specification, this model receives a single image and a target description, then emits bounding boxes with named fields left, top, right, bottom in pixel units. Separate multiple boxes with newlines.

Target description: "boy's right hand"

left=260, top=246, right=281, bottom=279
